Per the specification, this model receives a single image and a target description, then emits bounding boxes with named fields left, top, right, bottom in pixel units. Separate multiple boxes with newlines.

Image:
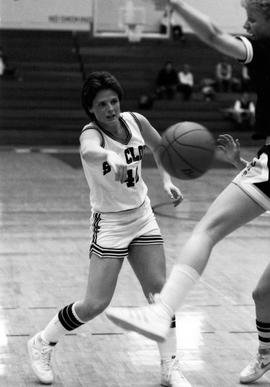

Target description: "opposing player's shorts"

left=89, top=196, right=163, bottom=259
left=233, top=144, right=270, bottom=210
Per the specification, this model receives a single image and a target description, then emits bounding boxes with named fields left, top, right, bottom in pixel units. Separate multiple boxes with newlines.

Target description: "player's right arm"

left=156, top=0, right=247, bottom=61
left=80, top=129, right=128, bottom=182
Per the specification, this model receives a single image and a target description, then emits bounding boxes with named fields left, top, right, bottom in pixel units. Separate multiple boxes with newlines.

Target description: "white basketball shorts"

left=89, top=196, right=163, bottom=259
left=233, top=145, right=270, bottom=210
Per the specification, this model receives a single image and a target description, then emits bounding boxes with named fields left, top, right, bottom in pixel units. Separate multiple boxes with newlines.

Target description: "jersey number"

left=125, top=167, right=139, bottom=187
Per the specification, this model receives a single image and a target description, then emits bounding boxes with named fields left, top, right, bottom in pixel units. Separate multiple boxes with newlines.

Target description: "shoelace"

left=163, top=358, right=185, bottom=381
left=40, top=345, right=53, bottom=371
left=170, top=358, right=186, bottom=380
left=247, top=353, right=266, bottom=373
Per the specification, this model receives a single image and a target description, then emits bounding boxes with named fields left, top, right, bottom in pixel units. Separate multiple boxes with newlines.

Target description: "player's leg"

left=128, top=243, right=166, bottom=300
left=128, top=243, right=192, bottom=387
left=159, top=182, right=264, bottom=314
left=128, top=243, right=173, bottom=361
left=240, top=263, right=270, bottom=384
left=28, top=254, right=124, bottom=384
left=75, top=254, right=124, bottom=321
left=107, top=183, right=265, bottom=341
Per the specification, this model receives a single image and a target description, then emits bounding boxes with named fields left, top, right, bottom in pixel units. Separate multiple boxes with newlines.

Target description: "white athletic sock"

left=160, top=264, right=200, bottom=313
left=158, top=315, right=177, bottom=360
left=42, top=302, right=85, bottom=344
left=41, top=313, right=68, bottom=344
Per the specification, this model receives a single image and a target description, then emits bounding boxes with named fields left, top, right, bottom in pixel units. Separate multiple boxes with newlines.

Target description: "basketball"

left=159, top=121, right=216, bottom=180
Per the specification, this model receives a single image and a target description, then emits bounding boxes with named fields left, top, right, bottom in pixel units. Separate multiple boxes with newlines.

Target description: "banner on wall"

left=0, top=0, right=93, bottom=30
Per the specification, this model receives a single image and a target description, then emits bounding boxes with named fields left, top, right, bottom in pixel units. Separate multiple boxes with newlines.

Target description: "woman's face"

left=243, top=3, right=270, bottom=39
left=90, top=89, right=121, bottom=127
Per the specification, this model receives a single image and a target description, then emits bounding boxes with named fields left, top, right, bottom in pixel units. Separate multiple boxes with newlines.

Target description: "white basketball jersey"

left=80, top=112, right=148, bottom=213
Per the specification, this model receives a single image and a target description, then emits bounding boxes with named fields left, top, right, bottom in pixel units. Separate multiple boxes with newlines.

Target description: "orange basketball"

left=159, top=121, right=215, bottom=180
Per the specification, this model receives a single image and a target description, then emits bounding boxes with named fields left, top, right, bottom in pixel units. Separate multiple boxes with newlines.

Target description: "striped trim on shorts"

left=130, top=234, right=163, bottom=246
left=90, top=242, right=129, bottom=259
left=89, top=198, right=163, bottom=259
left=233, top=144, right=270, bottom=210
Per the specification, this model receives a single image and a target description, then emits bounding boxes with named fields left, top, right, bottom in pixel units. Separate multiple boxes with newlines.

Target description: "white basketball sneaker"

left=161, top=357, right=192, bottom=387
left=106, top=302, right=172, bottom=342
left=28, top=332, right=54, bottom=384
left=240, top=348, right=270, bottom=384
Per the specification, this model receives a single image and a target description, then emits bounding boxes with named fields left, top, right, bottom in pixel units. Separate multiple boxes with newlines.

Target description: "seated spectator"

left=155, top=61, right=178, bottom=100
left=224, top=92, right=255, bottom=129
left=0, top=46, right=20, bottom=80
left=200, top=78, right=216, bottom=102
left=241, top=65, right=253, bottom=92
left=215, top=59, right=232, bottom=92
left=177, top=64, right=194, bottom=100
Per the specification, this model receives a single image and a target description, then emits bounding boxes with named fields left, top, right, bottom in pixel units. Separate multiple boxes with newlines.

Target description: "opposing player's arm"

left=134, top=112, right=183, bottom=205
left=169, top=0, right=247, bottom=61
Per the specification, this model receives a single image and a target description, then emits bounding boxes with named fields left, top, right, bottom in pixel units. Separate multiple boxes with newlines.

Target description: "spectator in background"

left=215, top=59, right=232, bottom=92
left=177, top=64, right=194, bottom=100
left=155, top=61, right=179, bottom=99
left=200, top=77, right=216, bottom=102
left=224, top=92, right=255, bottom=130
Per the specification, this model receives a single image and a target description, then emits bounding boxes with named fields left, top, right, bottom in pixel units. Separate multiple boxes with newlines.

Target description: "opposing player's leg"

left=28, top=254, right=124, bottom=384
left=240, top=263, right=270, bottom=384
left=106, top=182, right=265, bottom=341
left=128, top=242, right=191, bottom=386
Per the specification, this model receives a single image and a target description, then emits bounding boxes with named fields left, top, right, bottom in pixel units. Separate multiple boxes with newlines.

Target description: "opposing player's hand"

left=217, top=134, right=241, bottom=165
left=164, top=181, right=183, bottom=207
left=106, top=151, right=128, bottom=183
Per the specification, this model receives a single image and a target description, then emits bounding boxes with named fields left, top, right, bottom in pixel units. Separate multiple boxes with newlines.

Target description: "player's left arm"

left=134, top=112, right=183, bottom=206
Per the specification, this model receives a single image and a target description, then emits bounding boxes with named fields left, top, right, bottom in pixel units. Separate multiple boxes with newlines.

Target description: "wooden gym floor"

left=0, top=145, right=270, bottom=387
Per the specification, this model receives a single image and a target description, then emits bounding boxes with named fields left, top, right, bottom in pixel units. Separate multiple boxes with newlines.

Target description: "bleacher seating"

left=0, top=30, right=85, bottom=145
left=0, top=30, right=254, bottom=146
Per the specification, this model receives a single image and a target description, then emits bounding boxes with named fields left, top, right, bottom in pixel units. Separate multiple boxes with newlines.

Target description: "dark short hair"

left=242, top=0, right=270, bottom=19
left=81, top=71, right=124, bottom=120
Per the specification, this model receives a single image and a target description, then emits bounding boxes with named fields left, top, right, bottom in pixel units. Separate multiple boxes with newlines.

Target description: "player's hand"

left=106, top=151, right=127, bottom=183
left=164, top=181, right=183, bottom=207
left=217, top=134, right=241, bottom=165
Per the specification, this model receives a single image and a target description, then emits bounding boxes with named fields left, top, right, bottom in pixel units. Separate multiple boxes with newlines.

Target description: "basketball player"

left=106, top=0, right=270, bottom=384
left=27, top=71, right=193, bottom=387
